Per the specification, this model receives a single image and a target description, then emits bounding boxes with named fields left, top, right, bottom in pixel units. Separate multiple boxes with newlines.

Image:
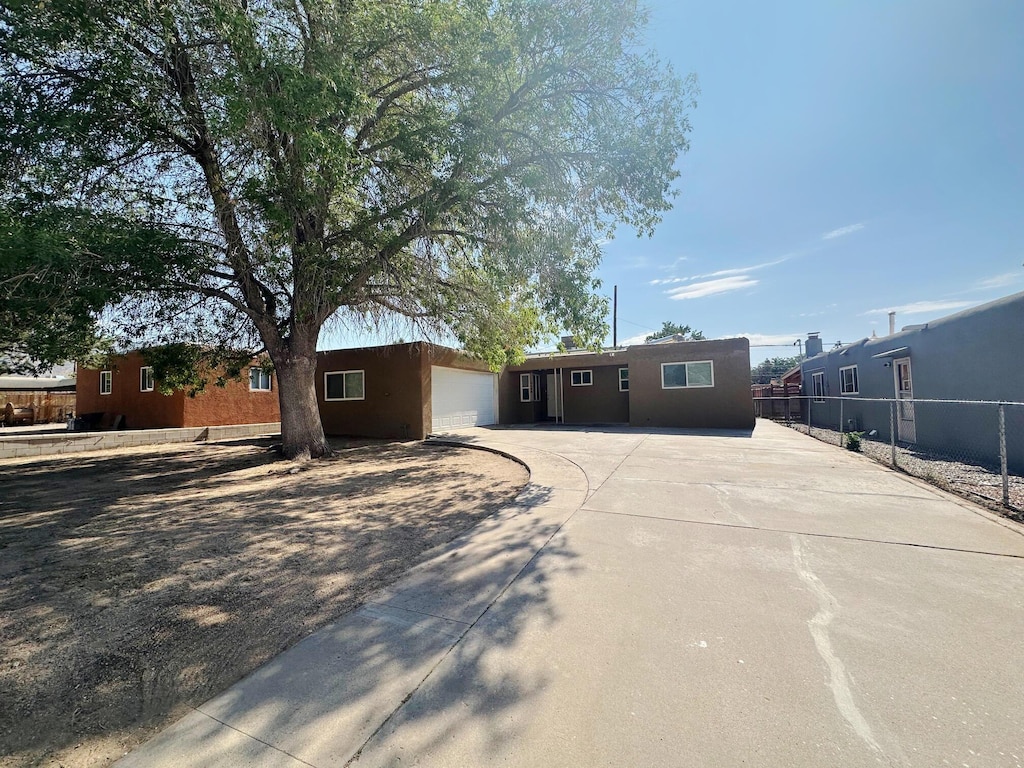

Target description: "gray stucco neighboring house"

left=798, top=290, right=1024, bottom=472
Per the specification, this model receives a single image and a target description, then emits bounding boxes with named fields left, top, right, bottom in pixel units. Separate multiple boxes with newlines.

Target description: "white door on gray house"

left=894, top=357, right=916, bottom=443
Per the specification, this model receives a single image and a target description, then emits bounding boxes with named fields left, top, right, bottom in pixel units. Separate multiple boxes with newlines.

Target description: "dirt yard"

left=0, top=437, right=528, bottom=768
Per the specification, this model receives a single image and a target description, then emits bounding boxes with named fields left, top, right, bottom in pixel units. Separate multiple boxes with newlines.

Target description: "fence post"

left=839, top=398, right=844, bottom=447
left=890, top=400, right=897, bottom=468
left=807, top=397, right=812, bottom=435
left=999, top=403, right=1009, bottom=507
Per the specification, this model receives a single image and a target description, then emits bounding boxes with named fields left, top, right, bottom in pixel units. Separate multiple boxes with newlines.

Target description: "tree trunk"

left=274, top=354, right=331, bottom=459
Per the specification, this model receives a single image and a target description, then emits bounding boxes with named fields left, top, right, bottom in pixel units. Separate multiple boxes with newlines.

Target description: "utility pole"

left=613, top=285, right=618, bottom=347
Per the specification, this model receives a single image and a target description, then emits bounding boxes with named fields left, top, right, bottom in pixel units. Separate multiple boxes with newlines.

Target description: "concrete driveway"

left=119, top=420, right=1024, bottom=768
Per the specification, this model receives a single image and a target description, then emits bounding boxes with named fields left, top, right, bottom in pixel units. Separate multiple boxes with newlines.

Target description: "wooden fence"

left=751, top=384, right=804, bottom=422
left=1, top=390, right=76, bottom=425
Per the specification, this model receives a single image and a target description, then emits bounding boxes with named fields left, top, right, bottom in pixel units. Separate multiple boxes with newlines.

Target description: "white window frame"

left=520, top=373, right=533, bottom=403
left=140, top=366, right=154, bottom=392
left=249, top=367, right=273, bottom=392
left=618, top=367, right=629, bottom=392
left=661, top=360, right=715, bottom=389
left=811, top=370, right=825, bottom=402
left=324, top=370, right=365, bottom=401
left=839, top=365, right=859, bottom=395
left=570, top=369, right=593, bottom=387
left=100, top=370, right=112, bottom=395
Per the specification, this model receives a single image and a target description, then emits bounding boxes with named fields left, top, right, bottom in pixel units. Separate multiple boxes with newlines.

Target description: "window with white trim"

left=140, top=366, right=154, bottom=392
left=520, top=373, right=533, bottom=402
left=570, top=369, right=593, bottom=387
left=839, top=365, right=859, bottom=395
left=618, top=367, right=629, bottom=392
left=249, top=367, right=272, bottom=391
left=811, top=370, right=825, bottom=402
left=100, top=370, right=112, bottom=395
left=661, top=361, right=714, bottom=389
left=324, top=370, right=365, bottom=401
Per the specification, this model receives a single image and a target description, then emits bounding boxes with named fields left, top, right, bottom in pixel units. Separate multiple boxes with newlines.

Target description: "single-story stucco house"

left=76, top=351, right=281, bottom=429
left=77, top=336, right=754, bottom=437
left=797, top=290, right=1024, bottom=471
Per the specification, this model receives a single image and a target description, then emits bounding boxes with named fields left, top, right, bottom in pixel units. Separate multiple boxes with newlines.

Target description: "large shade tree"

left=0, top=0, right=696, bottom=457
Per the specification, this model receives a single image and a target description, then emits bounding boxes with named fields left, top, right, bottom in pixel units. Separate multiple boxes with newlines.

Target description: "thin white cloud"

left=822, top=223, right=864, bottom=240
left=618, top=332, right=651, bottom=346
left=723, top=332, right=805, bottom=346
left=974, top=272, right=1021, bottom=291
left=651, top=257, right=790, bottom=286
left=667, top=276, right=759, bottom=300
left=861, top=300, right=974, bottom=317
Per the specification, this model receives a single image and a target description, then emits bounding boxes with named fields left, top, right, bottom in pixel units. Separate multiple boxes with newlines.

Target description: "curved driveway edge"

left=115, top=431, right=586, bottom=768
left=118, top=421, right=1024, bottom=768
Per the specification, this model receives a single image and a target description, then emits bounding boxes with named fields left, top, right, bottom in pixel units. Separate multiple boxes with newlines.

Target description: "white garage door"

left=430, top=366, right=497, bottom=431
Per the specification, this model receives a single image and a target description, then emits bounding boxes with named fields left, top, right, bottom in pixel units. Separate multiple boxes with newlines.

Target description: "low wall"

left=0, top=422, right=281, bottom=459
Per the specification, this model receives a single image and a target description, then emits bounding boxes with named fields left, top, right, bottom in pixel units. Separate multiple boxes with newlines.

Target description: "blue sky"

left=601, top=0, right=1024, bottom=364
left=322, top=0, right=1024, bottom=365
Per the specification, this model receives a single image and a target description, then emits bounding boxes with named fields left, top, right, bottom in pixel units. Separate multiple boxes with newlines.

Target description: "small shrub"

left=845, top=431, right=865, bottom=452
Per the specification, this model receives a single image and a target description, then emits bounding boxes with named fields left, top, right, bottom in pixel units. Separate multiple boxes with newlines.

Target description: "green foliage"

left=0, top=204, right=202, bottom=374
left=750, top=355, right=803, bottom=385
left=139, top=344, right=269, bottom=396
left=845, top=431, right=864, bottom=452
left=645, top=322, right=705, bottom=343
left=0, top=0, right=696, bottom=452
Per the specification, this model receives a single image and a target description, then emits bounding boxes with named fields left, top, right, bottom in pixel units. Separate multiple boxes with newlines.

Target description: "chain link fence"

left=753, top=395, right=1024, bottom=516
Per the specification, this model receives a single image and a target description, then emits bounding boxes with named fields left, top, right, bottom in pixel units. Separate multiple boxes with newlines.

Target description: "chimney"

left=888, top=311, right=896, bottom=336
left=805, top=332, right=822, bottom=358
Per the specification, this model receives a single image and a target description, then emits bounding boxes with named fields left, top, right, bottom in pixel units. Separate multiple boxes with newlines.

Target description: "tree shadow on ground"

left=0, top=438, right=538, bottom=766
left=160, top=503, right=581, bottom=767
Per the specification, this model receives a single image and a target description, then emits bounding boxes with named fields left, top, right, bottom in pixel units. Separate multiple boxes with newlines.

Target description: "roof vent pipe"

left=888, top=311, right=896, bottom=336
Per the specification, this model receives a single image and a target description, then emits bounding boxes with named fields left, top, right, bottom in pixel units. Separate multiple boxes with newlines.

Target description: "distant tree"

left=645, top=321, right=705, bottom=342
left=0, top=0, right=696, bottom=458
left=750, top=355, right=803, bottom=385
left=0, top=205, right=198, bottom=375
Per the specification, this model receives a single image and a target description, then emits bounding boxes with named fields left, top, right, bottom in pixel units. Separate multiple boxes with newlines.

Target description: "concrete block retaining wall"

left=0, top=423, right=281, bottom=459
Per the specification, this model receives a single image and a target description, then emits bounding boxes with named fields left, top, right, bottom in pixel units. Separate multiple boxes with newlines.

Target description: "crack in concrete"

left=791, top=536, right=884, bottom=756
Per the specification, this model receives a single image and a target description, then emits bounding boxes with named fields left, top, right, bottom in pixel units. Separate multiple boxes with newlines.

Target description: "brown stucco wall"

left=316, top=343, right=427, bottom=439
left=499, top=369, right=549, bottom=424
left=627, top=338, right=754, bottom=430
left=76, top=353, right=185, bottom=428
left=181, top=369, right=280, bottom=428
left=500, top=339, right=753, bottom=430
left=561, top=364, right=629, bottom=424
left=315, top=342, right=494, bottom=439
left=77, top=352, right=281, bottom=429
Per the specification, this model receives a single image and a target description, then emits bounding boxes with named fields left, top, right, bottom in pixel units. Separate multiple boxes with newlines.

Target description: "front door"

left=546, top=373, right=563, bottom=420
left=894, top=357, right=916, bottom=443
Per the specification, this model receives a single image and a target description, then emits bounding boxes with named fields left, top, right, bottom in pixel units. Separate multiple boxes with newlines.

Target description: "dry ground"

left=0, top=437, right=528, bottom=768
